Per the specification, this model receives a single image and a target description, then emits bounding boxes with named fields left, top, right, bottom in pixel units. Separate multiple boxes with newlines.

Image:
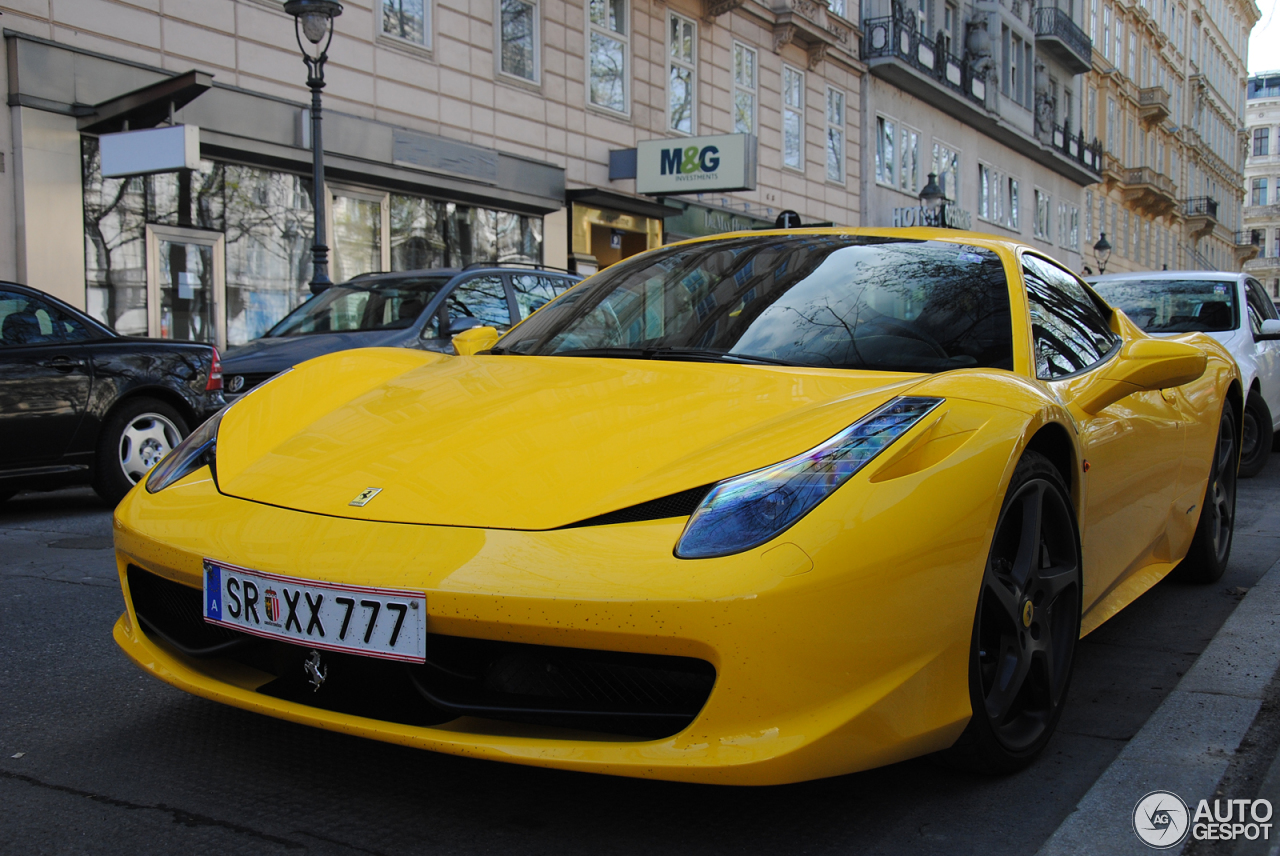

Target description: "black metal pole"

left=306, top=57, right=331, bottom=294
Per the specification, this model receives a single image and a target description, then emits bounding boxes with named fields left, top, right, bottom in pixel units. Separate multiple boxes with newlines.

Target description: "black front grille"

left=125, top=565, right=715, bottom=739
left=561, top=484, right=714, bottom=529
left=127, top=565, right=248, bottom=656
left=227, top=372, right=275, bottom=395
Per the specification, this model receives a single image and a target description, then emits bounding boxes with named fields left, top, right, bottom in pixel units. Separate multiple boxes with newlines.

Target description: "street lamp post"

left=918, top=172, right=947, bottom=228
left=1093, top=231, right=1113, bottom=275
left=284, top=0, right=343, bottom=295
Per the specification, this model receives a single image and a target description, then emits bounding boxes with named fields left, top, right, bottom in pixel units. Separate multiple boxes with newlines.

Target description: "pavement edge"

left=1036, top=559, right=1280, bottom=856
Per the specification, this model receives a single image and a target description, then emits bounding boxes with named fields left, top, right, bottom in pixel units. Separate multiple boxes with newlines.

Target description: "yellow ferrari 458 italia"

left=112, top=228, right=1240, bottom=785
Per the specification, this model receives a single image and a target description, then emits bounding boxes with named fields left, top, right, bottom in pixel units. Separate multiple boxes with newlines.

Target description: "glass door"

left=146, top=226, right=226, bottom=350
left=329, top=186, right=391, bottom=283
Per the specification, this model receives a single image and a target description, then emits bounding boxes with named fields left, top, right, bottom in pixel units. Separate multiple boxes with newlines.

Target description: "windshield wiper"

left=550, top=346, right=800, bottom=366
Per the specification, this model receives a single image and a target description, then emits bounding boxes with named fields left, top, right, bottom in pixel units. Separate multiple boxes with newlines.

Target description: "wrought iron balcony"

left=1033, top=6, right=1092, bottom=74
left=1139, top=87, right=1170, bottom=126
left=1236, top=230, right=1262, bottom=247
left=1050, top=124, right=1104, bottom=173
left=862, top=14, right=986, bottom=108
left=1183, top=196, right=1218, bottom=239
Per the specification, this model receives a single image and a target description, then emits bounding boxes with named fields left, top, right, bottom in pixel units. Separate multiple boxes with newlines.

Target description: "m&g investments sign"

left=636, top=134, right=757, bottom=195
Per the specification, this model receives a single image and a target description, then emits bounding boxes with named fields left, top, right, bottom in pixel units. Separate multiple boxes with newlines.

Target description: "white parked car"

left=1089, top=271, right=1280, bottom=477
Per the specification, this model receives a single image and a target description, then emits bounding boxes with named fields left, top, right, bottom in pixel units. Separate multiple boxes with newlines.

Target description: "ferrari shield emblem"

left=349, top=487, right=382, bottom=507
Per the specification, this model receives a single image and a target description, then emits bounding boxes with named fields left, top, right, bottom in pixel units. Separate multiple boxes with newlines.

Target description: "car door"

left=0, top=290, right=95, bottom=470
left=1022, top=255, right=1184, bottom=611
left=1244, top=277, right=1280, bottom=427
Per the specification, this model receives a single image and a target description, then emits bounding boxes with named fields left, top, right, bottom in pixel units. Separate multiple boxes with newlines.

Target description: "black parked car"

left=220, top=264, right=581, bottom=398
left=0, top=282, right=225, bottom=505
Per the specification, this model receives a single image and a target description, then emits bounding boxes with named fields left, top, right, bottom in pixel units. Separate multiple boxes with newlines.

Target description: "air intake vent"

left=560, top=484, right=714, bottom=529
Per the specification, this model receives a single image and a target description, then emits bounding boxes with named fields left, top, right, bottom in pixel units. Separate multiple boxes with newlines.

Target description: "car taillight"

left=206, top=348, right=223, bottom=391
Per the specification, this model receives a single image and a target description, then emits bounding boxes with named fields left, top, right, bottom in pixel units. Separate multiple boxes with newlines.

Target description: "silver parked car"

left=1089, top=270, right=1280, bottom=477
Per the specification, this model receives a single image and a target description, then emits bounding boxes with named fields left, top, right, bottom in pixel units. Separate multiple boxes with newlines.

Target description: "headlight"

left=145, top=408, right=225, bottom=493
left=675, top=396, right=943, bottom=559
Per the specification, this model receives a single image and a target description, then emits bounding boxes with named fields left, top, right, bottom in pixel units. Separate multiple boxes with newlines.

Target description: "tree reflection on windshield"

left=499, top=235, right=1014, bottom=373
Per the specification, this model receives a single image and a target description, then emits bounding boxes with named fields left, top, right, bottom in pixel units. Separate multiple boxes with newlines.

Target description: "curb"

left=1036, top=559, right=1280, bottom=856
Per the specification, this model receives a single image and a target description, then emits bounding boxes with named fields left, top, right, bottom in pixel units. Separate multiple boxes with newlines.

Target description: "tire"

left=1238, top=390, right=1272, bottom=479
left=943, top=450, right=1082, bottom=774
left=92, top=397, right=188, bottom=507
left=1172, top=405, right=1238, bottom=584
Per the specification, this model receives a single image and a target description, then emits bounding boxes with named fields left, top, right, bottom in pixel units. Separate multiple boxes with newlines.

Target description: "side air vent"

left=559, top=484, right=714, bottom=529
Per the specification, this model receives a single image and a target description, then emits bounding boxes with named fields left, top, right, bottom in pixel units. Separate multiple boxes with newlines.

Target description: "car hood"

left=214, top=348, right=926, bottom=529
left=222, top=330, right=412, bottom=374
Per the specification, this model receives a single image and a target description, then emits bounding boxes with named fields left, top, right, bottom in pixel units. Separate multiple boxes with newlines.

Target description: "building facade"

left=1243, top=70, right=1280, bottom=295
left=0, top=0, right=866, bottom=350
left=1081, top=0, right=1257, bottom=277
left=860, top=0, right=1103, bottom=272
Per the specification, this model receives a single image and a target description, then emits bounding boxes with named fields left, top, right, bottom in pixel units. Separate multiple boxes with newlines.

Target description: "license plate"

left=202, top=559, right=426, bottom=662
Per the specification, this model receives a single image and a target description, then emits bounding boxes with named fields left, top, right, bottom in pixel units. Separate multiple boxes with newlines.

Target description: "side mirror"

left=1075, top=338, right=1207, bottom=415
left=452, top=326, right=500, bottom=356
left=448, top=316, right=485, bottom=336
left=1258, top=319, right=1280, bottom=340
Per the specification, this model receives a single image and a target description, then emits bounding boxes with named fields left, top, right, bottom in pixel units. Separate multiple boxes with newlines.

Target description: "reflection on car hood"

left=215, top=348, right=926, bottom=529
left=222, top=329, right=413, bottom=374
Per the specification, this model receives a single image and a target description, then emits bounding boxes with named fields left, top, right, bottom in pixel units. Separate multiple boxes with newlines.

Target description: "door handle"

left=39, top=356, right=86, bottom=372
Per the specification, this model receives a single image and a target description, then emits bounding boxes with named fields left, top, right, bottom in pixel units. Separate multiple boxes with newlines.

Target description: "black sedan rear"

left=0, top=282, right=225, bottom=505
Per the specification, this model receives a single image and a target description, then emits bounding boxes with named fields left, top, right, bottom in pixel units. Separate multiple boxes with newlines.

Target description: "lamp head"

left=1093, top=231, right=1112, bottom=272
left=284, top=0, right=343, bottom=53
left=918, top=172, right=944, bottom=214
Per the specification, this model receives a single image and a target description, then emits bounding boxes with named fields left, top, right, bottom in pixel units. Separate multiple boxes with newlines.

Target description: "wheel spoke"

left=985, top=577, right=1023, bottom=628
left=1035, top=562, right=1078, bottom=609
left=1009, top=484, right=1046, bottom=589
left=985, top=638, right=1031, bottom=722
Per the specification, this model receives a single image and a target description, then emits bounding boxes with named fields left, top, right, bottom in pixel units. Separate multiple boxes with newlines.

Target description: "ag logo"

left=659, top=145, right=720, bottom=176
left=1133, top=790, right=1190, bottom=849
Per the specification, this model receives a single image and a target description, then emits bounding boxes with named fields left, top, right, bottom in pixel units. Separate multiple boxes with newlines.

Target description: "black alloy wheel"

left=1174, top=405, right=1238, bottom=583
left=945, top=451, right=1081, bottom=773
left=1238, top=389, right=1271, bottom=478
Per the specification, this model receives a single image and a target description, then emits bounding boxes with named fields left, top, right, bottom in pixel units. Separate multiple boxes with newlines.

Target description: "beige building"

left=1081, top=0, right=1258, bottom=276
left=0, top=0, right=865, bottom=349
left=1243, top=70, right=1280, bottom=296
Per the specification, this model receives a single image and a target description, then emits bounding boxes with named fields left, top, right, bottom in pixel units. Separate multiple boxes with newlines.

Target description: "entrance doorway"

left=145, top=225, right=226, bottom=350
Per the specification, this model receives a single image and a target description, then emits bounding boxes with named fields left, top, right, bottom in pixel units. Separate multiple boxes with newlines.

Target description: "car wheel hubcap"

left=119, top=414, right=181, bottom=484
left=979, top=478, right=1080, bottom=753
left=1209, top=414, right=1237, bottom=562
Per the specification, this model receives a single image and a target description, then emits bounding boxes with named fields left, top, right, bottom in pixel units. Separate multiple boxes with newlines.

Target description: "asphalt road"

left=3, top=462, right=1280, bottom=856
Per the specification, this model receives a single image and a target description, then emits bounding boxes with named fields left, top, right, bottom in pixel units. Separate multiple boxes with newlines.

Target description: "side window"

left=1246, top=280, right=1278, bottom=340
left=0, top=292, right=88, bottom=347
left=1023, top=254, right=1119, bottom=379
left=445, top=276, right=513, bottom=331
left=511, top=275, right=573, bottom=319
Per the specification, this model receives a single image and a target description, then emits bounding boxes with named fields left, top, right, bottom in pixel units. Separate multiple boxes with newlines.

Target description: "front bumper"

left=112, top=456, right=1000, bottom=784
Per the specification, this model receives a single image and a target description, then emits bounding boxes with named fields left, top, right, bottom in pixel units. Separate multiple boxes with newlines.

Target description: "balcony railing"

left=1248, top=257, right=1280, bottom=268
left=1139, top=87, right=1170, bottom=125
left=1033, top=6, right=1092, bottom=74
left=1124, top=167, right=1175, bottom=195
left=1051, top=124, right=1104, bottom=172
left=1122, top=167, right=1177, bottom=217
left=1235, top=230, right=1262, bottom=247
left=861, top=14, right=986, bottom=108
left=1184, top=196, right=1219, bottom=219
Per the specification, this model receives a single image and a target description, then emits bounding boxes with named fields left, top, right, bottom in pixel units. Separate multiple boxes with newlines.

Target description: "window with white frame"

left=1034, top=189, right=1051, bottom=240
left=1069, top=205, right=1080, bottom=250
left=383, top=0, right=429, bottom=47
left=668, top=12, right=696, bottom=134
left=876, top=116, right=897, bottom=186
left=828, top=0, right=847, bottom=16
left=933, top=141, right=960, bottom=204
left=1085, top=190, right=1094, bottom=242
left=782, top=65, right=805, bottom=171
left=499, top=0, right=538, bottom=80
left=899, top=125, right=920, bottom=193
left=588, top=0, right=628, bottom=113
left=733, top=42, right=757, bottom=135
left=979, top=163, right=999, bottom=222
left=826, top=87, right=845, bottom=182
left=1009, top=178, right=1020, bottom=230
left=1103, top=6, right=1111, bottom=60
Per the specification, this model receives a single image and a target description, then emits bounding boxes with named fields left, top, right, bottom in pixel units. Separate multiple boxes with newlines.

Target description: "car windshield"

left=494, top=235, right=1014, bottom=373
left=266, top=276, right=450, bottom=337
left=1091, top=279, right=1238, bottom=333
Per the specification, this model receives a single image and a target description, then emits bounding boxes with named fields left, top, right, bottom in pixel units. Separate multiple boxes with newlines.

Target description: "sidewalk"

left=1037, top=558, right=1280, bottom=856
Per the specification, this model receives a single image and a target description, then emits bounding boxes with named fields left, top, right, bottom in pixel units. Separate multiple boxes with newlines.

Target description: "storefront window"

left=331, top=193, right=384, bottom=282
left=83, top=139, right=148, bottom=337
